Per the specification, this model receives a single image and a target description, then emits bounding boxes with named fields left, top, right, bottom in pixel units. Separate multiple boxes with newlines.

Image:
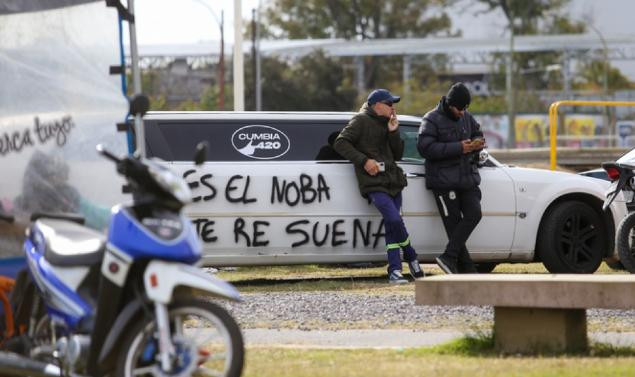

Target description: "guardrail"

left=548, top=100, right=635, bottom=170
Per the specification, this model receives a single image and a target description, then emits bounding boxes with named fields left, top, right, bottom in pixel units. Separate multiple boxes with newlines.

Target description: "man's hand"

left=471, top=137, right=485, bottom=150
left=364, top=159, right=380, bottom=176
left=461, top=140, right=474, bottom=154
left=388, top=113, right=399, bottom=132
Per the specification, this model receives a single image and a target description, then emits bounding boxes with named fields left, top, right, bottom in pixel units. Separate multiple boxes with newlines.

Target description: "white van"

left=143, top=111, right=627, bottom=273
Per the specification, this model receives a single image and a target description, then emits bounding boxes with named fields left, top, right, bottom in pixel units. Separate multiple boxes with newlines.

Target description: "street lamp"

left=192, top=0, right=225, bottom=110
left=505, top=18, right=520, bottom=149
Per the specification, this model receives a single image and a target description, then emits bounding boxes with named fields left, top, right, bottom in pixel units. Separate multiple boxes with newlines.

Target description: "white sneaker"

left=388, top=270, right=409, bottom=284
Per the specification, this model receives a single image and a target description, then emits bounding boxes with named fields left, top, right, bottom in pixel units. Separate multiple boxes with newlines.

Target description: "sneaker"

left=388, top=270, right=409, bottom=284
left=435, top=255, right=458, bottom=274
left=408, top=260, right=425, bottom=279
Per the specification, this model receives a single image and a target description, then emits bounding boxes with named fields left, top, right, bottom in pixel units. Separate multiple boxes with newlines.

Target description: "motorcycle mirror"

left=194, top=141, right=209, bottom=166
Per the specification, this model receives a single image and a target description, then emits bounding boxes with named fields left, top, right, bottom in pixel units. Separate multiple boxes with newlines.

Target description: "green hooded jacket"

left=334, top=103, right=407, bottom=197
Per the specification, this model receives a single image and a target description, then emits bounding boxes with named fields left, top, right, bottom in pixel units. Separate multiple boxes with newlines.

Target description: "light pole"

left=192, top=0, right=225, bottom=110
left=234, top=0, right=245, bottom=111
left=506, top=19, right=516, bottom=149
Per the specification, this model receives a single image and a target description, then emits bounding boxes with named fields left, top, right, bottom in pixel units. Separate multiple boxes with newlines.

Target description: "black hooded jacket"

left=416, top=97, right=483, bottom=190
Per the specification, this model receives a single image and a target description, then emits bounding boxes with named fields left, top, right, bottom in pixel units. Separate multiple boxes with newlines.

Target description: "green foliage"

left=261, top=0, right=456, bottom=88
left=475, top=0, right=580, bottom=34
left=245, top=51, right=357, bottom=111
left=390, top=79, right=449, bottom=116
left=262, top=0, right=455, bottom=39
left=198, top=84, right=234, bottom=111
left=575, top=60, right=634, bottom=92
left=419, top=334, right=496, bottom=356
left=476, top=0, right=589, bottom=92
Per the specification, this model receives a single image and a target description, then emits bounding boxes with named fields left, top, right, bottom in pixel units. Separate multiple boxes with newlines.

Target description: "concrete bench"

left=415, top=274, right=635, bottom=353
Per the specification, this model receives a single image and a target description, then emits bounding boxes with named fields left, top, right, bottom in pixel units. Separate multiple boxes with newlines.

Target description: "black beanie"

left=446, top=82, right=471, bottom=110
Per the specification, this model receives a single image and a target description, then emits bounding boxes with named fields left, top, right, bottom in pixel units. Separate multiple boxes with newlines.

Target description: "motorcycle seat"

left=35, top=219, right=105, bottom=267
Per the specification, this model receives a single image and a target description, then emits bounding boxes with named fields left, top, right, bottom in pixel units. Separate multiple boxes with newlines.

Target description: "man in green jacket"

left=334, top=89, right=424, bottom=284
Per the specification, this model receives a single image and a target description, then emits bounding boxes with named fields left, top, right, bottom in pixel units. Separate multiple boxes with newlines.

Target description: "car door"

left=398, top=122, right=516, bottom=260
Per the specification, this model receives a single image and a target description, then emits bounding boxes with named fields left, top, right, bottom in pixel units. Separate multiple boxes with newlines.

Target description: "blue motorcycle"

left=14, top=144, right=244, bottom=376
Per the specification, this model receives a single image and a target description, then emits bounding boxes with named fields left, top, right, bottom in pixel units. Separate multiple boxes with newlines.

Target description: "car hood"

left=501, top=166, right=610, bottom=193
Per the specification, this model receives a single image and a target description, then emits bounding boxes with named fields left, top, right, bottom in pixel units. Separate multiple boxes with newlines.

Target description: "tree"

left=261, top=0, right=457, bottom=88
left=475, top=0, right=586, bottom=91
left=575, top=60, right=633, bottom=92
left=246, top=51, right=357, bottom=111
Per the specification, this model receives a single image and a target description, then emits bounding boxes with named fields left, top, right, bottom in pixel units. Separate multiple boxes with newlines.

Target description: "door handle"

left=406, top=173, right=425, bottom=178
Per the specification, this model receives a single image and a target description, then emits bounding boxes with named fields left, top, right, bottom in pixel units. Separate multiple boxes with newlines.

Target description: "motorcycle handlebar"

left=96, top=144, right=122, bottom=164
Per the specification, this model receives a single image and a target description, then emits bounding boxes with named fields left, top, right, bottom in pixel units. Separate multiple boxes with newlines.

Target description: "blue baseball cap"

left=367, top=89, right=401, bottom=105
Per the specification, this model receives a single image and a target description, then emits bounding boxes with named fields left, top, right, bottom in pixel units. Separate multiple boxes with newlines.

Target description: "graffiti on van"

left=231, top=125, right=291, bottom=160
left=191, top=216, right=385, bottom=249
left=184, top=170, right=332, bottom=207
left=183, top=168, right=387, bottom=249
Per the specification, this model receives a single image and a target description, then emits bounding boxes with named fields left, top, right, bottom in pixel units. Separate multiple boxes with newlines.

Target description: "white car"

left=143, top=112, right=627, bottom=273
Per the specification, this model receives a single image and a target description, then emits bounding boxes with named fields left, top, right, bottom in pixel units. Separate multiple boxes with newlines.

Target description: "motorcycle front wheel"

left=115, top=297, right=244, bottom=377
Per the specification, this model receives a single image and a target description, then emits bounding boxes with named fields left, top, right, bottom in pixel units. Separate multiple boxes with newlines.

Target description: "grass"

left=241, top=337, right=635, bottom=377
left=217, top=262, right=626, bottom=293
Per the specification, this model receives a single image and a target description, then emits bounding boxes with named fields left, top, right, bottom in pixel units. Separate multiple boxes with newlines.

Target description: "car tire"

left=616, top=212, right=635, bottom=273
left=474, top=262, right=498, bottom=273
left=538, top=201, right=606, bottom=273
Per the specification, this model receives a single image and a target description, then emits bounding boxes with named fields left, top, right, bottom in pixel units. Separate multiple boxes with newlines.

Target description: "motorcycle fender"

left=97, top=299, right=144, bottom=367
left=144, top=260, right=241, bottom=304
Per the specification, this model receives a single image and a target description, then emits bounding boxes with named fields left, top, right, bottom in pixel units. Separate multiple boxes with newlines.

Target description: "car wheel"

left=538, top=201, right=606, bottom=273
left=475, top=262, right=497, bottom=273
left=616, top=212, right=635, bottom=273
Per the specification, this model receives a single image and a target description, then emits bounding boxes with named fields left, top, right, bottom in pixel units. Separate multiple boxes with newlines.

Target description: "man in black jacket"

left=417, top=83, right=484, bottom=274
left=335, top=89, right=424, bottom=284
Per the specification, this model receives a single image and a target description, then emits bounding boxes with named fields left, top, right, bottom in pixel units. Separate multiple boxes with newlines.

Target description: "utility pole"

left=219, top=10, right=225, bottom=110
left=251, top=8, right=257, bottom=111
left=233, top=0, right=245, bottom=111
left=255, top=4, right=262, bottom=111
left=506, top=21, right=516, bottom=149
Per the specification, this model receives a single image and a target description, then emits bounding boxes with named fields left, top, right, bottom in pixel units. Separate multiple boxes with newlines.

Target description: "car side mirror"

left=194, top=141, right=209, bottom=166
left=477, top=149, right=489, bottom=166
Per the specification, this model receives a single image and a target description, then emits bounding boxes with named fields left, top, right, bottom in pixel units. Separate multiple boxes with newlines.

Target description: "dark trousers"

left=368, top=192, right=417, bottom=274
left=432, top=187, right=482, bottom=267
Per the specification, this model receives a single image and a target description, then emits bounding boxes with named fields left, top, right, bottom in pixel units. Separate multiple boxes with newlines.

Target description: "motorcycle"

left=602, top=160, right=635, bottom=272
left=3, top=143, right=244, bottom=376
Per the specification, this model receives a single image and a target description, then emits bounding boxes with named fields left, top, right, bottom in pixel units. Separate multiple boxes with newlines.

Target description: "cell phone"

left=377, top=162, right=386, bottom=172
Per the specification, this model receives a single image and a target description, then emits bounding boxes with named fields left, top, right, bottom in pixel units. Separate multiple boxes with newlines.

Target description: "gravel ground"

left=222, top=291, right=635, bottom=332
